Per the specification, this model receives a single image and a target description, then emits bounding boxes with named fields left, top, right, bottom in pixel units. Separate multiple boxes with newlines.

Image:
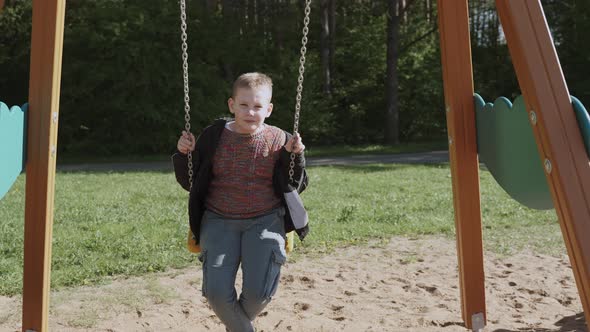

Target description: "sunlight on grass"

left=304, top=141, right=448, bottom=157
left=0, top=164, right=560, bottom=295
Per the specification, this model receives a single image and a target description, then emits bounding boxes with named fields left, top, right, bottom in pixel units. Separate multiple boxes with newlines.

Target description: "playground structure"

left=0, top=0, right=589, bottom=331
left=438, top=0, right=590, bottom=330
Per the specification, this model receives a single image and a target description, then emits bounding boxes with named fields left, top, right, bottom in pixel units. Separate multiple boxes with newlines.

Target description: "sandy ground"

left=0, top=236, right=586, bottom=332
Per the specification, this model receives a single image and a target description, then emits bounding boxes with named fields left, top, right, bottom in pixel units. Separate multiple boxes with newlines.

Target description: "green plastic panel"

left=572, top=96, right=590, bottom=158
left=0, top=101, right=27, bottom=200
left=474, top=94, right=552, bottom=210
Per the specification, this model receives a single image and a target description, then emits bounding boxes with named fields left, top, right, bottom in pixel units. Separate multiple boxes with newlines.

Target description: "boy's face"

left=228, top=86, right=273, bottom=134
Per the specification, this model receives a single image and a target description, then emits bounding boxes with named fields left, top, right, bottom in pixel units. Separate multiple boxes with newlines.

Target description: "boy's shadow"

left=493, top=312, right=587, bottom=332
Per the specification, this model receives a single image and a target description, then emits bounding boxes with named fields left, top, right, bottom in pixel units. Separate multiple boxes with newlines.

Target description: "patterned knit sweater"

left=205, top=123, right=287, bottom=218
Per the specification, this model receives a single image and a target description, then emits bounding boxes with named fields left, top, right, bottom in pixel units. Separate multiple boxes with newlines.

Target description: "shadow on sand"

left=493, top=312, right=586, bottom=332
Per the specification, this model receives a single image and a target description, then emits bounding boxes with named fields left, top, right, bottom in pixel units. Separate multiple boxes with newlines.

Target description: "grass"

left=56, top=141, right=448, bottom=164
left=57, top=153, right=172, bottom=165
left=303, top=141, right=448, bottom=157
left=0, top=163, right=560, bottom=296
left=48, top=274, right=178, bottom=328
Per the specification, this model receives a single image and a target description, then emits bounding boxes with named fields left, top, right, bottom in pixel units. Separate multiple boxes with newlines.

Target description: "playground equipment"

left=438, top=1, right=590, bottom=330
left=474, top=94, right=589, bottom=210
left=0, top=1, right=65, bottom=331
left=2, top=0, right=590, bottom=331
left=473, top=94, right=553, bottom=210
left=0, top=102, right=27, bottom=200
left=178, top=0, right=311, bottom=254
left=1, top=0, right=313, bottom=330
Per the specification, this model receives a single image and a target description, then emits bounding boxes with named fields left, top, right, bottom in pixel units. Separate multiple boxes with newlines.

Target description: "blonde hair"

left=232, top=72, right=273, bottom=98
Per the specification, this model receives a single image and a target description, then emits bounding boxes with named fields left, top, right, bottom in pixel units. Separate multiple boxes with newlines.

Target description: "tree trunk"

left=385, top=0, right=400, bottom=145
left=247, top=0, right=255, bottom=28
left=328, top=0, right=336, bottom=88
left=221, top=0, right=237, bottom=80
left=272, top=0, right=284, bottom=50
left=221, top=0, right=232, bottom=17
left=205, top=0, right=218, bottom=13
left=399, top=0, right=407, bottom=23
left=426, top=0, right=432, bottom=23
left=258, top=0, right=267, bottom=41
left=239, top=0, right=246, bottom=35
left=320, top=0, right=331, bottom=95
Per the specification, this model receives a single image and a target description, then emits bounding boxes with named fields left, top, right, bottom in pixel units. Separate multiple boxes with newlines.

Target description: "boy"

left=173, top=72, right=309, bottom=332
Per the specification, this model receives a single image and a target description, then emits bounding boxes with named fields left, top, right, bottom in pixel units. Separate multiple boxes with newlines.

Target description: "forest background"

left=0, top=0, right=588, bottom=157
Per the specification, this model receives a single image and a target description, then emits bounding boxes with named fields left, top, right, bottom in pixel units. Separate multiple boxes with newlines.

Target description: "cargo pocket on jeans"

left=262, top=248, right=286, bottom=300
left=198, top=250, right=208, bottom=297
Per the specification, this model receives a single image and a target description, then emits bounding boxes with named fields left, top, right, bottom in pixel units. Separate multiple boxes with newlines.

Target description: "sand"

left=0, top=236, right=585, bottom=332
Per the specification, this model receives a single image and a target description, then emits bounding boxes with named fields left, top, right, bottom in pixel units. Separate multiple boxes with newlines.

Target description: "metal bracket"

left=471, top=312, right=485, bottom=332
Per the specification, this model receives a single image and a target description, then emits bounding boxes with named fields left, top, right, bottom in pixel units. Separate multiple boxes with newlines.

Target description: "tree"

left=329, top=0, right=336, bottom=84
left=320, top=0, right=334, bottom=95
left=204, top=0, right=218, bottom=14
left=384, top=0, right=400, bottom=144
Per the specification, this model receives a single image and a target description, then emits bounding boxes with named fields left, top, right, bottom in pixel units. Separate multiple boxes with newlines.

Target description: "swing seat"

left=0, top=102, right=28, bottom=200
left=474, top=94, right=552, bottom=209
left=187, top=230, right=296, bottom=253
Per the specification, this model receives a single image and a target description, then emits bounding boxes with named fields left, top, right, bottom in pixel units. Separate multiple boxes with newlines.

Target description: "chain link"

left=180, top=0, right=309, bottom=185
left=179, top=0, right=193, bottom=190
left=290, top=0, right=312, bottom=182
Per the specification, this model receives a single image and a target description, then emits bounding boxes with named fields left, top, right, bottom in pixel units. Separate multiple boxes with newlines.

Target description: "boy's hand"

left=177, top=131, right=196, bottom=154
left=285, top=133, right=305, bottom=154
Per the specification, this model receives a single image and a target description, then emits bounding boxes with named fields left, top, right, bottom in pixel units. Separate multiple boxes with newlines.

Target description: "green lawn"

left=303, top=141, right=448, bottom=157
left=0, top=163, right=560, bottom=296
left=56, top=142, right=448, bottom=164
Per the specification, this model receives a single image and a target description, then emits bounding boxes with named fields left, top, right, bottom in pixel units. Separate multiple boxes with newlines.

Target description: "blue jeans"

left=199, top=207, right=287, bottom=332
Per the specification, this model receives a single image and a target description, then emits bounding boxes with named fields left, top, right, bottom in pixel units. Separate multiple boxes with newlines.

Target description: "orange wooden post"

left=437, top=1, right=486, bottom=330
left=497, top=1, right=590, bottom=326
left=22, top=0, right=66, bottom=331
left=0, top=0, right=5, bottom=12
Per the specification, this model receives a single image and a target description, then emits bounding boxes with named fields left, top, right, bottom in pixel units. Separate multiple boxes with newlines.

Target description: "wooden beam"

left=496, top=0, right=590, bottom=327
left=437, top=1, right=486, bottom=329
left=0, top=0, right=5, bottom=13
left=22, top=0, right=66, bottom=331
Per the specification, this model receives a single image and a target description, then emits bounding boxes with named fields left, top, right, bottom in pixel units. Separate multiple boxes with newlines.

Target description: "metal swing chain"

left=290, top=0, right=312, bottom=182
left=180, top=0, right=309, bottom=185
left=179, top=0, right=193, bottom=191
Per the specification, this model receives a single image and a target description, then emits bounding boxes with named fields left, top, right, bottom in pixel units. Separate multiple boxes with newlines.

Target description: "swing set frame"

left=5, top=1, right=590, bottom=331
left=439, top=1, right=590, bottom=329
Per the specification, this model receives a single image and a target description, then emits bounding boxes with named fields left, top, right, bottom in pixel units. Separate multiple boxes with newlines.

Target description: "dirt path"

left=0, top=236, right=585, bottom=332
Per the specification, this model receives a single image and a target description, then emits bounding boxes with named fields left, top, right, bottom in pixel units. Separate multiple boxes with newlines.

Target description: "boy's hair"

left=232, top=72, right=273, bottom=98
